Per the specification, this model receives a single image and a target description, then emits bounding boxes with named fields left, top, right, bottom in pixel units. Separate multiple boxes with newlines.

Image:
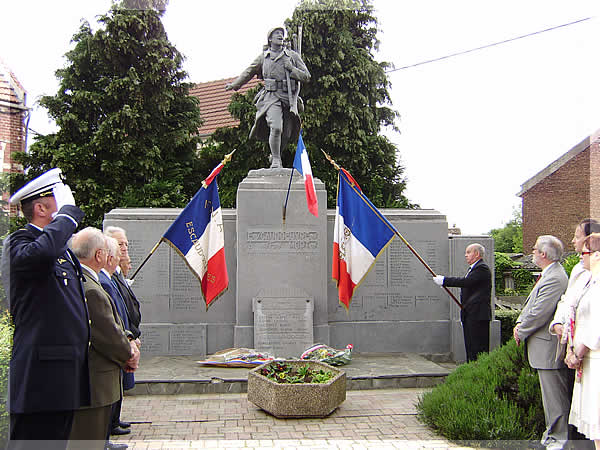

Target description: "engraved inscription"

left=388, top=294, right=414, bottom=308
left=170, top=325, right=206, bottom=355
left=363, top=258, right=386, bottom=286
left=388, top=241, right=415, bottom=288
left=247, top=230, right=319, bottom=253
left=129, top=239, right=169, bottom=294
left=170, top=253, right=202, bottom=311
left=138, top=325, right=169, bottom=356
left=254, top=297, right=313, bottom=357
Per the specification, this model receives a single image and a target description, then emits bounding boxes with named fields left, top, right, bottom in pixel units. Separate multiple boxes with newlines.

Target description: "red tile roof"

left=0, top=59, right=27, bottom=106
left=190, top=76, right=261, bottom=138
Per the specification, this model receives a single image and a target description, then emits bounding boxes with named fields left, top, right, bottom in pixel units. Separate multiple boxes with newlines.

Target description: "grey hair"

left=104, top=226, right=126, bottom=238
left=536, top=235, right=563, bottom=261
left=468, top=243, right=485, bottom=258
left=71, top=227, right=106, bottom=260
left=105, top=236, right=120, bottom=258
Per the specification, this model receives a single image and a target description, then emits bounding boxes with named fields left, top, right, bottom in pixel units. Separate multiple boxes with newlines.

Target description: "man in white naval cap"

left=1, top=168, right=91, bottom=449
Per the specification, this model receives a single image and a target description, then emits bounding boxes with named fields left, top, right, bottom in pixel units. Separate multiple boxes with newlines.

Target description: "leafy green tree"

left=489, top=209, right=523, bottom=253
left=15, top=3, right=202, bottom=227
left=204, top=0, right=413, bottom=208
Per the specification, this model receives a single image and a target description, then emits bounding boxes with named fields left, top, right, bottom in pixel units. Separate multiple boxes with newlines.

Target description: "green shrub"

left=562, top=254, right=580, bottom=278
left=494, top=253, right=535, bottom=296
left=0, top=311, right=12, bottom=446
left=417, top=340, right=544, bottom=443
left=513, top=268, right=534, bottom=295
left=495, top=309, right=520, bottom=345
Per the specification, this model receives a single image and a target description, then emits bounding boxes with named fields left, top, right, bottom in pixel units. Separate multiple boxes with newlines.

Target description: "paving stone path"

left=113, top=388, right=477, bottom=449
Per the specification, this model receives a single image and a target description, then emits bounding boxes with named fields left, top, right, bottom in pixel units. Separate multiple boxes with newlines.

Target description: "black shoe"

left=110, top=426, right=131, bottom=436
left=105, top=442, right=128, bottom=450
left=118, top=420, right=131, bottom=428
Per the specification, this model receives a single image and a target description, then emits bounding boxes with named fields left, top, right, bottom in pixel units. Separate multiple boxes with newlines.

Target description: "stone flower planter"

left=247, top=359, right=346, bottom=418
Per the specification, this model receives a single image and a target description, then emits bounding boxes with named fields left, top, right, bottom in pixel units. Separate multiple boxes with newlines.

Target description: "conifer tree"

left=17, top=2, right=202, bottom=227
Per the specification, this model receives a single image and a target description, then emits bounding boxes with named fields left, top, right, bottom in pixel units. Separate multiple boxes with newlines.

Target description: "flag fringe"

left=160, top=236, right=229, bottom=309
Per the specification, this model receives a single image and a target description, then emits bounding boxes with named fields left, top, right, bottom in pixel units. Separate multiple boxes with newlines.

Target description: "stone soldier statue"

left=226, top=26, right=311, bottom=169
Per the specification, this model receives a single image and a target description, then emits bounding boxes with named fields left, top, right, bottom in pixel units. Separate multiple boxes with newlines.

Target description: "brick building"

left=518, top=130, right=600, bottom=251
left=0, top=60, right=27, bottom=175
left=189, top=76, right=260, bottom=140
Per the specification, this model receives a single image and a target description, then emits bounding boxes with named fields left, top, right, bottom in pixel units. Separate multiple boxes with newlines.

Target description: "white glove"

left=433, top=275, right=445, bottom=286
left=52, top=183, right=76, bottom=210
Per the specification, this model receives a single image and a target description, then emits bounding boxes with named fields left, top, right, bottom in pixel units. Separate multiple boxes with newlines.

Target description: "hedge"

left=417, top=339, right=544, bottom=444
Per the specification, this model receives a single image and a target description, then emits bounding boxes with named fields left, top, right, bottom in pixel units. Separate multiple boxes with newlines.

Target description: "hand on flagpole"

left=432, top=275, right=445, bottom=286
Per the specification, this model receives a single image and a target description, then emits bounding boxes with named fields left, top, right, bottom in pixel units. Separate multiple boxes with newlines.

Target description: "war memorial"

left=104, top=25, right=499, bottom=364
left=103, top=171, right=499, bottom=362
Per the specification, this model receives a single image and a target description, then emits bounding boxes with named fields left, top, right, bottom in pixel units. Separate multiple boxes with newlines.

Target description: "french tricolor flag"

left=161, top=163, right=228, bottom=307
left=293, top=131, right=318, bottom=217
left=332, top=170, right=396, bottom=309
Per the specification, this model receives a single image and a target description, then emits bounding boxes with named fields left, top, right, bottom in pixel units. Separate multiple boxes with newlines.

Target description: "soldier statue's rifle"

left=285, top=25, right=303, bottom=117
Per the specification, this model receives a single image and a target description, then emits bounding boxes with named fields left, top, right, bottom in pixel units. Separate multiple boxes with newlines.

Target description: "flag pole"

left=130, top=241, right=161, bottom=281
left=283, top=25, right=304, bottom=224
left=322, top=151, right=462, bottom=309
left=130, top=149, right=236, bottom=281
left=283, top=167, right=294, bottom=224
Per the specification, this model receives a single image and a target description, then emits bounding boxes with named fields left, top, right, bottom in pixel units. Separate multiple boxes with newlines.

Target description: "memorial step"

left=124, top=353, right=455, bottom=396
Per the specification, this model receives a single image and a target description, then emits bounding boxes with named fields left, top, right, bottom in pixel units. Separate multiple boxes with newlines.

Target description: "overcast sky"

left=2, top=0, right=599, bottom=235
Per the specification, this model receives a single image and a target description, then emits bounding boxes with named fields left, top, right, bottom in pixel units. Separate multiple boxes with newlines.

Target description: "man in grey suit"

left=514, top=235, right=569, bottom=450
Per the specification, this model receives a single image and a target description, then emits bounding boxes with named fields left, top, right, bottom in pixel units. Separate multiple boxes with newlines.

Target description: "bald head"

left=465, top=243, right=484, bottom=265
left=71, top=227, right=107, bottom=273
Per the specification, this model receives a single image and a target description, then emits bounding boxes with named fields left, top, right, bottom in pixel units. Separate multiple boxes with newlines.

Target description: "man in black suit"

left=104, top=227, right=141, bottom=342
left=433, top=243, right=492, bottom=362
left=1, top=169, right=91, bottom=449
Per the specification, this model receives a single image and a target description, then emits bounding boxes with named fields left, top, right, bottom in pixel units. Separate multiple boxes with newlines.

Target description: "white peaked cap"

left=9, top=168, right=63, bottom=205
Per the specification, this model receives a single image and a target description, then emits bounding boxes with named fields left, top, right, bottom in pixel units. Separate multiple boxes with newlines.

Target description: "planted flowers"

left=259, top=361, right=334, bottom=384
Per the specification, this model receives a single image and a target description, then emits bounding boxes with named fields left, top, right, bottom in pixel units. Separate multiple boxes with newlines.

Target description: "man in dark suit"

left=433, top=243, right=492, bottom=362
left=69, top=228, right=139, bottom=450
left=514, top=235, right=569, bottom=450
left=1, top=169, right=91, bottom=449
left=104, top=227, right=141, bottom=342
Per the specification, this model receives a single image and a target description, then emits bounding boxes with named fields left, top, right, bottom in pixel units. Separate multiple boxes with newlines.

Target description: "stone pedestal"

left=234, top=168, right=329, bottom=352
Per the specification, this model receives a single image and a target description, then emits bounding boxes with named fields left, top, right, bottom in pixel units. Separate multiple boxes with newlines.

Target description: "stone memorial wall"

left=104, top=208, right=238, bottom=356
left=326, top=210, right=453, bottom=356
left=104, top=173, right=498, bottom=360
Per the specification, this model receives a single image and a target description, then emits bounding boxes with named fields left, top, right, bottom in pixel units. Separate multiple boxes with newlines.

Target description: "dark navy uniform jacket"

left=1, top=205, right=91, bottom=414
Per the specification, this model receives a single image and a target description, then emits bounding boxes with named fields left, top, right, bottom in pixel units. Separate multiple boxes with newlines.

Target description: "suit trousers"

left=67, top=405, right=111, bottom=450
left=110, top=397, right=122, bottom=430
left=537, top=367, right=572, bottom=446
left=8, top=410, right=74, bottom=450
left=462, top=318, right=490, bottom=362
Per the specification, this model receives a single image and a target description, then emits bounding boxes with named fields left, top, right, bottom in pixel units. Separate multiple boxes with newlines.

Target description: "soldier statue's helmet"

left=266, top=27, right=285, bottom=43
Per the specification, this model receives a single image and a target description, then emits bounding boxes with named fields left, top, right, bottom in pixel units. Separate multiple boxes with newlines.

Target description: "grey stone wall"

left=104, top=174, right=498, bottom=360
